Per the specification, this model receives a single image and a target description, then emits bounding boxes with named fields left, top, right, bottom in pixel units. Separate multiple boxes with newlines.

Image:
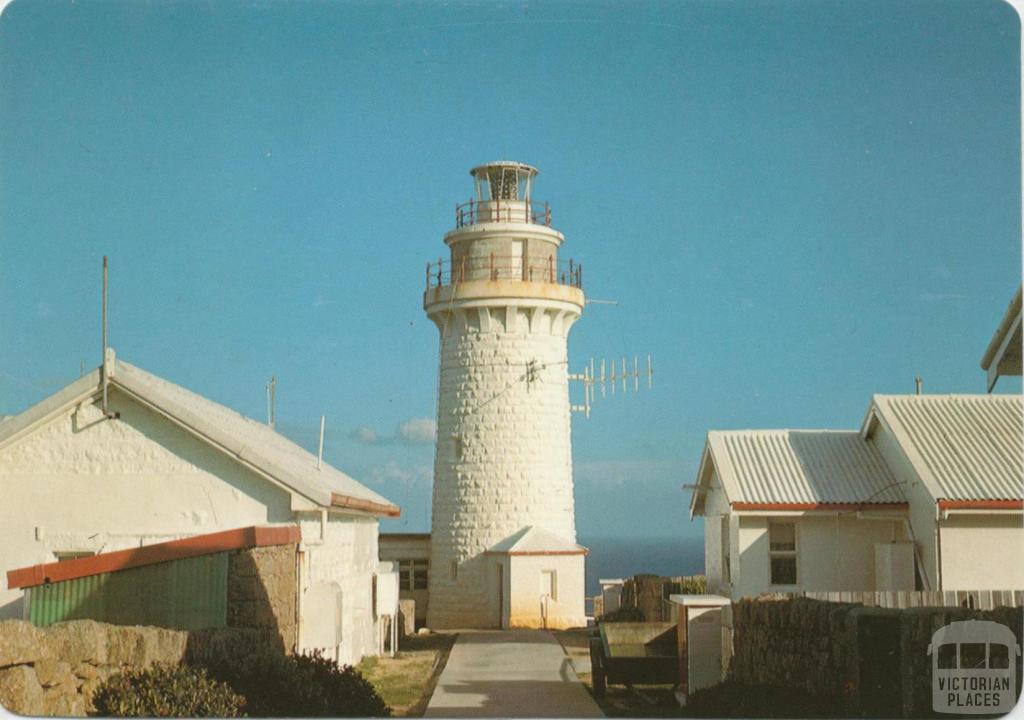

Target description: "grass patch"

left=357, top=633, right=456, bottom=717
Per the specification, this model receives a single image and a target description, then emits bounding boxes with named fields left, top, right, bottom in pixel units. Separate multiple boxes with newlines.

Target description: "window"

left=937, top=643, right=958, bottom=669
left=960, top=643, right=987, bottom=669
left=54, top=551, right=94, bottom=562
left=990, top=643, right=1010, bottom=669
left=541, top=570, right=557, bottom=601
left=450, top=560, right=458, bottom=581
left=768, top=522, right=797, bottom=585
left=398, top=559, right=429, bottom=590
left=451, top=434, right=463, bottom=463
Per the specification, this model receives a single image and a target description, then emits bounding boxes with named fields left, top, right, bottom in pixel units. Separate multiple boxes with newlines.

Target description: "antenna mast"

left=317, top=414, right=326, bottom=470
left=101, top=256, right=109, bottom=415
left=266, top=376, right=277, bottom=428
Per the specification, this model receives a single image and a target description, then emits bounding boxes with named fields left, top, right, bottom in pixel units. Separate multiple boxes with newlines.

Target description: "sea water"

left=580, top=535, right=704, bottom=598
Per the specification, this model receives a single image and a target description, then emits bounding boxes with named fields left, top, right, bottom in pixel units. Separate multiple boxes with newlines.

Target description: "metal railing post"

left=437, top=257, right=443, bottom=287
left=425, top=262, right=430, bottom=290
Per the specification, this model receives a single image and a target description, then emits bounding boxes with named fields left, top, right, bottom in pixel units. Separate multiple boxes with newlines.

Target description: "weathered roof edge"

left=981, top=285, right=1023, bottom=371
left=0, top=370, right=101, bottom=453
left=0, top=357, right=399, bottom=518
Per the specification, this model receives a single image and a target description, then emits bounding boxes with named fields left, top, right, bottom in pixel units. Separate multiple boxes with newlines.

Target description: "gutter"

left=330, top=493, right=401, bottom=518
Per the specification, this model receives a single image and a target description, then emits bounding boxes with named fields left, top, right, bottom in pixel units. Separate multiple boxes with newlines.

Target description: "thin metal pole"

left=102, top=256, right=109, bottom=415
left=317, top=415, right=326, bottom=470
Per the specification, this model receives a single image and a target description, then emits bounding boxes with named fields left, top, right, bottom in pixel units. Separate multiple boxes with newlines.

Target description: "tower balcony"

left=425, top=255, right=582, bottom=291
left=455, top=199, right=552, bottom=229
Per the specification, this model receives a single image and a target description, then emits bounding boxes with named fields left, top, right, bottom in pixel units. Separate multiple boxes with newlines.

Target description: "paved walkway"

left=425, top=630, right=604, bottom=718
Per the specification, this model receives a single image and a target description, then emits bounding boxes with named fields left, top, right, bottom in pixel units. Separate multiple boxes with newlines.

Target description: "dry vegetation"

left=356, top=633, right=456, bottom=717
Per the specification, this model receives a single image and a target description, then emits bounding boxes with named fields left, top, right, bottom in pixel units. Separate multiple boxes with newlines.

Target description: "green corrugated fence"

left=27, top=552, right=229, bottom=630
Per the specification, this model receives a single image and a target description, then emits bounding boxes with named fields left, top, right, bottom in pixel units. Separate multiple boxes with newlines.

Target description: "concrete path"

left=425, top=630, right=604, bottom=718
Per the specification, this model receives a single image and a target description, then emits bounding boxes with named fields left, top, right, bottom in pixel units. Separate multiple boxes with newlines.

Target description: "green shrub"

left=91, top=664, right=245, bottom=717
left=677, top=575, right=707, bottom=594
left=205, top=649, right=391, bottom=717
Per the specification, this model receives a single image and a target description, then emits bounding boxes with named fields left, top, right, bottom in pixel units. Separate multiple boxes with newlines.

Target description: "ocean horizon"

left=579, top=535, right=705, bottom=598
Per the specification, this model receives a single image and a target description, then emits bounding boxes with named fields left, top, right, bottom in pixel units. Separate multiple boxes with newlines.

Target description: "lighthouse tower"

left=423, top=161, right=587, bottom=630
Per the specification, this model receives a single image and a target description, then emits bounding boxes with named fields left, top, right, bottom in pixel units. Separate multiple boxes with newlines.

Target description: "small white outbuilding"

left=0, top=350, right=400, bottom=666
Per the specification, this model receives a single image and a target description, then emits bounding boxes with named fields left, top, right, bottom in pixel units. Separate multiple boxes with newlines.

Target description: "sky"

left=0, top=0, right=1020, bottom=543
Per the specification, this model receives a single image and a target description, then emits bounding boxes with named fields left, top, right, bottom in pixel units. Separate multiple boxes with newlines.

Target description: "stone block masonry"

left=728, top=597, right=1024, bottom=717
left=227, top=543, right=297, bottom=652
left=428, top=307, right=580, bottom=628
left=0, top=620, right=278, bottom=716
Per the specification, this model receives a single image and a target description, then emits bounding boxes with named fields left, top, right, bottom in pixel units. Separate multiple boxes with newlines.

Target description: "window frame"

left=768, top=521, right=799, bottom=587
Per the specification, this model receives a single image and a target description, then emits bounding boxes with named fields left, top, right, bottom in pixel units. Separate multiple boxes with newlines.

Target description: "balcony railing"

left=425, top=254, right=583, bottom=291
left=455, top=199, right=552, bottom=228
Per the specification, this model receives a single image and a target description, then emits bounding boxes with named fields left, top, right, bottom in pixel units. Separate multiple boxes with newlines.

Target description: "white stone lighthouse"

left=423, top=161, right=587, bottom=630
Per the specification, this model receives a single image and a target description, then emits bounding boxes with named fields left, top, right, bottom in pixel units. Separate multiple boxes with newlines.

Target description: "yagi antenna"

left=569, top=354, right=653, bottom=418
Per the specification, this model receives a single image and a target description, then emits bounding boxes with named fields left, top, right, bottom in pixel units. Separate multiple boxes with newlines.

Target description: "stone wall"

left=729, top=598, right=1024, bottom=717
left=729, top=597, right=860, bottom=700
left=0, top=620, right=278, bottom=716
left=227, top=542, right=297, bottom=652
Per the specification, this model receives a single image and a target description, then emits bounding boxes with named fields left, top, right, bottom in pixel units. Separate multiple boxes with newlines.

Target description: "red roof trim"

left=938, top=499, right=1024, bottom=510
left=731, top=502, right=909, bottom=512
left=331, top=493, right=401, bottom=517
left=7, top=525, right=300, bottom=590
left=484, top=549, right=589, bottom=556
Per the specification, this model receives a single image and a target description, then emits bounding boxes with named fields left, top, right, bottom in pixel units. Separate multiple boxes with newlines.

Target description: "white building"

left=378, top=533, right=431, bottom=627
left=0, top=351, right=400, bottom=666
left=421, top=161, right=587, bottom=629
left=690, top=394, right=1023, bottom=599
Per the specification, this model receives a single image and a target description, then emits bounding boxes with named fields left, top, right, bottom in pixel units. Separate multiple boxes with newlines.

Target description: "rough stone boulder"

left=33, top=659, right=76, bottom=688
left=0, top=665, right=44, bottom=715
left=0, top=620, right=42, bottom=667
left=41, top=621, right=109, bottom=666
left=106, top=625, right=188, bottom=667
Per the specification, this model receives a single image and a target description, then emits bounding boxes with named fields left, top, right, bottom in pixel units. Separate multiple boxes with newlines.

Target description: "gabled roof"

left=486, top=525, right=587, bottom=555
left=690, top=430, right=905, bottom=518
left=863, top=394, right=1023, bottom=503
left=0, top=353, right=399, bottom=517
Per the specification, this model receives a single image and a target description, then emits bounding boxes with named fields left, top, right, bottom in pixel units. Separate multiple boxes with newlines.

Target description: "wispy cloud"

left=369, top=460, right=432, bottom=486
left=397, top=417, right=436, bottom=445
left=574, top=459, right=678, bottom=488
left=350, top=417, right=437, bottom=446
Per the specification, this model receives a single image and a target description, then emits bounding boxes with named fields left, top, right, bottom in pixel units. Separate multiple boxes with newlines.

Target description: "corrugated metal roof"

left=707, top=430, right=905, bottom=505
left=0, top=354, right=398, bottom=514
left=869, top=395, right=1023, bottom=501
left=114, top=360, right=396, bottom=511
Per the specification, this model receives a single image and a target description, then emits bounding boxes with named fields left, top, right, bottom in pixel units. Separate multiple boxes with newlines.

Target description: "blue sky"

left=1, top=0, right=1020, bottom=542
